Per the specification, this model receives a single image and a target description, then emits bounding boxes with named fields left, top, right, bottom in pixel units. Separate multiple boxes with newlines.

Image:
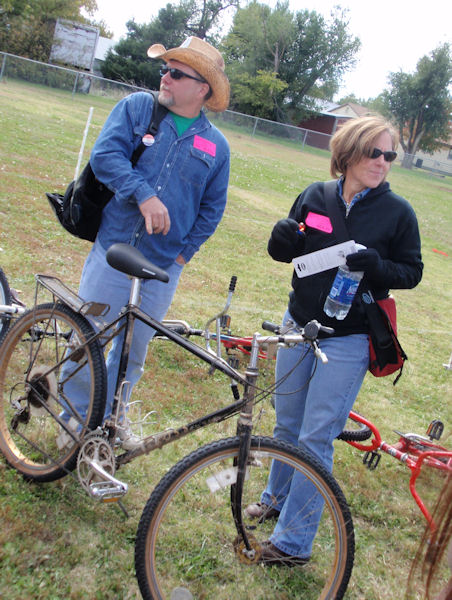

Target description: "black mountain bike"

left=0, top=243, right=371, bottom=600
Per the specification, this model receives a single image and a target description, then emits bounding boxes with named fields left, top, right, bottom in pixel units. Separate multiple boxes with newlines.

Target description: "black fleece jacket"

left=268, top=181, right=423, bottom=337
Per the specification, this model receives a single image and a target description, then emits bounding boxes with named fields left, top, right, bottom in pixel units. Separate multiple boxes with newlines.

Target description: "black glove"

left=346, top=248, right=383, bottom=278
left=268, top=218, right=305, bottom=263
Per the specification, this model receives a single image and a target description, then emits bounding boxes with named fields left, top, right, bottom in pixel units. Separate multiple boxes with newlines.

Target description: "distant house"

left=297, top=101, right=373, bottom=150
left=412, top=128, right=452, bottom=176
left=328, top=103, right=372, bottom=119
left=297, top=100, right=452, bottom=175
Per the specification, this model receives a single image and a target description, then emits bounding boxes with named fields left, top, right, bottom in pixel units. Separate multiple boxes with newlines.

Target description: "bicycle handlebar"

left=261, top=319, right=333, bottom=364
left=229, top=275, right=237, bottom=293
left=262, top=319, right=334, bottom=338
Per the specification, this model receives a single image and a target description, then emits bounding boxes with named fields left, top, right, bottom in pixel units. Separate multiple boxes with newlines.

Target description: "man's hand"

left=139, top=196, right=171, bottom=235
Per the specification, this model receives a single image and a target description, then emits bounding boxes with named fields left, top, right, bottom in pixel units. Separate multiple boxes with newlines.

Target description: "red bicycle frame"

left=345, top=410, right=452, bottom=532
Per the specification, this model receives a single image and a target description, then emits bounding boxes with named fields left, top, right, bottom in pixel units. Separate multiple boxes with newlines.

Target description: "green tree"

left=280, top=7, right=360, bottom=119
left=223, top=2, right=360, bottom=122
left=183, top=0, right=239, bottom=40
left=223, top=1, right=295, bottom=119
left=101, top=4, right=191, bottom=89
left=0, top=0, right=102, bottom=61
left=231, top=69, right=288, bottom=119
left=382, top=44, right=452, bottom=168
left=100, top=0, right=239, bottom=88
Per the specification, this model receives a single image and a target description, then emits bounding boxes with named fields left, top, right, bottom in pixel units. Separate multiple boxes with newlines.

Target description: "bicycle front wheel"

left=135, top=436, right=354, bottom=600
left=0, top=302, right=107, bottom=481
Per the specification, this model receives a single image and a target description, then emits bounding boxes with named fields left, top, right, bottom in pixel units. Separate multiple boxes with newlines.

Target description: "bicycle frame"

left=345, top=410, right=452, bottom=532
left=35, top=270, right=451, bottom=529
left=0, top=303, right=25, bottom=316
left=33, top=270, right=329, bottom=558
left=34, top=273, right=326, bottom=468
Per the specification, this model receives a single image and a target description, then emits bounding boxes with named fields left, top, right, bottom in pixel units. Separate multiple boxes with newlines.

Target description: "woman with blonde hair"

left=246, top=115, right=424, bottom=565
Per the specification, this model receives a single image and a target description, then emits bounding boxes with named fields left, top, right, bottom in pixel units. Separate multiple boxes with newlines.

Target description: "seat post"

left=129, top=277, right=142, bottom=307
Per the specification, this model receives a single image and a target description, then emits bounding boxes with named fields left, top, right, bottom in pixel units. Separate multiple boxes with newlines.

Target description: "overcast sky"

left=89, top=0, right=452, bottom=101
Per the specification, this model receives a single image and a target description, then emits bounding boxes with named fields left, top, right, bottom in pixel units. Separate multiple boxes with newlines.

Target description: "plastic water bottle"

left=323, top=265, right=364, bottom=320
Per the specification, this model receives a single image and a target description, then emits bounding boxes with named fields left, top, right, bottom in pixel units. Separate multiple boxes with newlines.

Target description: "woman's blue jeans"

left=261, top=310, right=369, bottom=557
left=61, top=240, right=183, bottom=423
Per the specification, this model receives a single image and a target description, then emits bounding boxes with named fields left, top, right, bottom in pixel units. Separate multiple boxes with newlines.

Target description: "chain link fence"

left=0, top=51, right=331, bottom=153
left=402, top=153, right=452, bottom=178
left=1, top=51, right=451, bottom=176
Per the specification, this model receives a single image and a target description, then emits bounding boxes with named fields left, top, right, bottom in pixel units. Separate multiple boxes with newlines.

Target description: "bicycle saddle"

left=106, top=243, right=169, bottom=282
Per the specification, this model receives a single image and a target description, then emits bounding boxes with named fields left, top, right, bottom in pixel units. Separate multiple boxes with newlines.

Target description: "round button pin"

left=142, top=134, right=155, bottom=146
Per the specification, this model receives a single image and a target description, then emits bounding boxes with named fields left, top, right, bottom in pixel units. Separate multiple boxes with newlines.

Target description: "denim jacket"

left=90, top=91, right=230, bottom=269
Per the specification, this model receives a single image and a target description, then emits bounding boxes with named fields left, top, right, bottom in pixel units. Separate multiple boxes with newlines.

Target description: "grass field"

left=0, top=78, right=451, bottom=599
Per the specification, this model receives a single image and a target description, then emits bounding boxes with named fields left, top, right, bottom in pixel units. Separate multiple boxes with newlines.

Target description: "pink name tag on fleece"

left=193, top=135, right=216, bottom=157
left=305, top=212, right=333, bottom=233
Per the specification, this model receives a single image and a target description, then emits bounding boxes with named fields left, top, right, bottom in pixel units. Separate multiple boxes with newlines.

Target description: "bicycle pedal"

left=426, top=419, right=443, bottom=441
left=227, top=356, right=240, bottom=369
left=87, top=460, right=128, bottom=503
left=363, top=450, right=381, bottom=470
left=220, top=314, right=231, bottom=329
left=89, top=480, right=128, bottom=503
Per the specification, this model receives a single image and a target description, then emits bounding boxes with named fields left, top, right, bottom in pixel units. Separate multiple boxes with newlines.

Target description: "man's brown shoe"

left=260, top=541, right=310, bottom=567
left=244, top=502, right=280, bottom=523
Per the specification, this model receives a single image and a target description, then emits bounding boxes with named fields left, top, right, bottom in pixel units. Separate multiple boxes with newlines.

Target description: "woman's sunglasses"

left=159, top=65, right=206, bottom=83
left=369, top=148, right=398, bottom=162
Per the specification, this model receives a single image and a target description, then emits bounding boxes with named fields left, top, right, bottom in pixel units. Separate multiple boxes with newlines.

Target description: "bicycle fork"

left=230, top=333, right=261, bottom=561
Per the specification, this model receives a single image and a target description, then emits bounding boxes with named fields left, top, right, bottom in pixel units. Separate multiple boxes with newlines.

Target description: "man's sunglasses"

left=159, top=65, right=206, bottom=83
left=369, top=148, right=398, bottom=162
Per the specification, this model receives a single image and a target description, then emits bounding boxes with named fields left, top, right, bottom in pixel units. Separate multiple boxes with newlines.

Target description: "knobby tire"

left=0, top=302, right=106, bottom=481
left=135, top=436, right=355, bottom=600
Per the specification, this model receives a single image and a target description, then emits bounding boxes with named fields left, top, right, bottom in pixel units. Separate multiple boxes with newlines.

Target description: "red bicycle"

left=344, top=411, right=452, bottom=533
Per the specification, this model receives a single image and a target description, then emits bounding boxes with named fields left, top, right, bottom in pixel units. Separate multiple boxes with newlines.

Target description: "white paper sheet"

left=292, top=240, right=358, bottom=278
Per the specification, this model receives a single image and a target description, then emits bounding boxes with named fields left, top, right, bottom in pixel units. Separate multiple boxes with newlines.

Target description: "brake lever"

left=312, top=340, right=328, bottom=364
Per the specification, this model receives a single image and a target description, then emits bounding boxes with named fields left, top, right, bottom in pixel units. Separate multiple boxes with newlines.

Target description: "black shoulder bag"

left=323, top=180, right=407, bottom=384
left=46, top=91, right=168, bottom=242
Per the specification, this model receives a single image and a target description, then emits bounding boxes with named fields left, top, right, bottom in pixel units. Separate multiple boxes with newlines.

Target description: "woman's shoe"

left=244, top=502, right=280, bottom=522
left=260, top=541, right=310, bottom=567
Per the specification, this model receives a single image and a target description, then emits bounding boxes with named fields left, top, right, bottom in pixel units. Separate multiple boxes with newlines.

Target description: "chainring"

left=77, top=433, right=116, bottom=492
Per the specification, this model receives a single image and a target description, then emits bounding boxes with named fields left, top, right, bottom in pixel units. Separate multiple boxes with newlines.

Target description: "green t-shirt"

left=171, top=112, right=201, bottom=136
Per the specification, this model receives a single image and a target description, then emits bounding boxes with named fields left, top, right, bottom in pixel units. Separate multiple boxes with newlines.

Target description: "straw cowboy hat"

left=147, top=36, right=230, bottom=112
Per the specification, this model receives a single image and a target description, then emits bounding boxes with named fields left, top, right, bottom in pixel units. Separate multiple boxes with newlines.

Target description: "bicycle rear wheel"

left=0, top=267, right=12, bottom=345
left=0, top=302, right=107, bottom=482
left=135, top=436, right=354, bottom=600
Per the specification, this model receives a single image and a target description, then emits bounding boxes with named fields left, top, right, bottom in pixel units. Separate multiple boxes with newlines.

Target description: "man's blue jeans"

left=61, top=240, right=183, bottom=422
left=261, top=310, right=368, bottom=557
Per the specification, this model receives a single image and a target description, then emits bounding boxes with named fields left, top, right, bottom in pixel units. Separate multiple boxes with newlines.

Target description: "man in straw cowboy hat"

left=59, top=37, right=230, bottom=451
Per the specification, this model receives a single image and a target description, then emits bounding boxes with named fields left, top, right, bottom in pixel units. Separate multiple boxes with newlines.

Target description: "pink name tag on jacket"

left=305, top=212, right=333, bottom=233
left=193, top=135, right=216, bottom=157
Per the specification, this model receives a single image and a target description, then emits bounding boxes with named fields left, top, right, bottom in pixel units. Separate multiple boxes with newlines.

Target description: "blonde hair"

left=329, top=115, right=399, bottom=178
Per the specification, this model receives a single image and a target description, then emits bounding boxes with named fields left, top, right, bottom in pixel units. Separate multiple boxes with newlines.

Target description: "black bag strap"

left=130, top=90, right=168, bottom=166
left=322, top=180, right=396, bottom=350
left=323, top=180, right=407, bottom=379
left=323, top=180, right=349, bottom=243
